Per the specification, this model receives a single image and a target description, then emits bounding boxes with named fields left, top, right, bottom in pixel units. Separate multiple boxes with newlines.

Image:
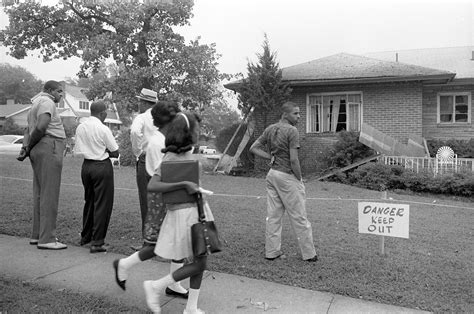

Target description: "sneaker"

left=304, top=255, right=318, bottom=262
left=143, top=281, right=161, bottom=314
left=183, top=309, right=205, bottom=314
left=265, top=253, right=287, bottom=261
left=37, top=242, right=67, bottom=250
left=29, top=239, right=39, bottom=245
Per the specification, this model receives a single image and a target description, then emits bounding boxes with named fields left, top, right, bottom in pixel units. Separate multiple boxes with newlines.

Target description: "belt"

left=84, top=158, right=110, bottom=162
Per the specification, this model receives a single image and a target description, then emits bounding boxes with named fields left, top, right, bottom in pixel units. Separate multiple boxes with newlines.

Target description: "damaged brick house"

left=225, top=47, right=473, bottom=172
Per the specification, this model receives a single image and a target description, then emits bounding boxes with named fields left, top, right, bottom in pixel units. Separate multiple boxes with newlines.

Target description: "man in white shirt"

left=75, top=101, right=120, bottom=253
left=130, top=88, right=158, bottom=247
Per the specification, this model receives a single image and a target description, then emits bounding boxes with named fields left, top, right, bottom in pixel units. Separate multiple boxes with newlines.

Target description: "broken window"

left=307, top=93, right=361, bottom=133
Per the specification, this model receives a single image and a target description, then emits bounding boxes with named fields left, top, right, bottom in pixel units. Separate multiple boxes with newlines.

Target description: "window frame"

left=79, top=100, right=90, bottom=111
left=436, top=92, right=471, bottom=125
left=306, top=91, right=363, bottom=134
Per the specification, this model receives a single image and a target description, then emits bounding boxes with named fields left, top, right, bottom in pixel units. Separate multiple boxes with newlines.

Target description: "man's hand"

left=16, top=147, right=29, bottom=161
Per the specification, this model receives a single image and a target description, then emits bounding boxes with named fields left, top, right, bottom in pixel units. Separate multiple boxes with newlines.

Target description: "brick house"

left=225, top=47, right=473, bottom=172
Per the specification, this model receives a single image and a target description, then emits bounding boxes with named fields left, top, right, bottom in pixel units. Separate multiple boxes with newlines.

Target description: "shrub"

left=325, top=131, right=376, bottom=169
left=116, top=129, right=135, bottom=167
left=427, top=138, right=474, bottom=158
left=348, top=162, right=474, bottom=197
left=0, top=118, right=24, bottom=135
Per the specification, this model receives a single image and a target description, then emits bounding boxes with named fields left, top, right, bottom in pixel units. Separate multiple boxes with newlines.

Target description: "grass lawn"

left=0, top=154, right=473, bottom=312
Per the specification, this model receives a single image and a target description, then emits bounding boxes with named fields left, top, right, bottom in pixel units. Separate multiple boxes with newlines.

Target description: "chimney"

left=471, top=51, right=474, bottom=60
left=395, top=53, right=399, bottom=62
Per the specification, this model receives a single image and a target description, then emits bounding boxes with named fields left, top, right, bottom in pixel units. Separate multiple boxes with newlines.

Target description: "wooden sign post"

left=358, top=197, right=409, bottom=255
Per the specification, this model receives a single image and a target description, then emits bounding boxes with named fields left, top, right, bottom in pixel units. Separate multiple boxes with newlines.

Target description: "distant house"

left=0, top=103, right=31, bottom=130
left=59, top=83, right=123, bottom=132
left=0, top=82, right=122, bottom=133
left=225, top=46, right=473, bottom=172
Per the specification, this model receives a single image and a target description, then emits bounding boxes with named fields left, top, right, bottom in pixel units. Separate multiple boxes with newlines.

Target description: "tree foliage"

left=0, top=63, right=43, bottom=104
left=237, top=34, right=291, bottom=123
left=2, top=0, right=228, bottom=121
left=200, top=98, right=241, bottom=138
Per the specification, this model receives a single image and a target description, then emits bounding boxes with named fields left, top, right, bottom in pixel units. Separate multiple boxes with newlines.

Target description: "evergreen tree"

left=237, top=34, right=291, bottom=126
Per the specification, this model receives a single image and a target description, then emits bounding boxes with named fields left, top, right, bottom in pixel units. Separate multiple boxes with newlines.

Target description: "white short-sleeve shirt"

left=74, top=116, right=119, bottom=161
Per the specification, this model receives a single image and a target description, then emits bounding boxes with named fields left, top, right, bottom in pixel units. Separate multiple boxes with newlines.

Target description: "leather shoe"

left=90, top=244, right=107, bottom=253
left=113, top=259, right=126, bottom=291
left=304, top=255, right=318, bottom=262
left=37, top=242, right=67, bottom=250
left=80, top=239, right=91, bottom=246
left=130, top=244, right=144, bottom=251
left=165, top=287, right=189, bottom=299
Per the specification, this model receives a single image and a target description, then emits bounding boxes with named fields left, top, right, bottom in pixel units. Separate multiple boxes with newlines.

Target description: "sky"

left=0, top=0, right=473, bottom=82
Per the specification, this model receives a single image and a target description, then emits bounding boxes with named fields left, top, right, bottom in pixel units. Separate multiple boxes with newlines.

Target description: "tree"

left=0, top=63, right=43, bottom=104
left=200, top=98, right=241, bottom=138
left=237, top=34, right=291, bottom=126
left=2, top=0, right=227, bottom=122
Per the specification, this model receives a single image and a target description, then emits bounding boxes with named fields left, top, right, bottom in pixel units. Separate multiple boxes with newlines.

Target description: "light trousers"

left=265, top=169, right=316, bottom=260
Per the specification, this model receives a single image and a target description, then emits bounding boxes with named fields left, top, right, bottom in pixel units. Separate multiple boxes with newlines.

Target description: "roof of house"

left=364, top=46, right=474, bottom=79
left=0, top=104, right=31, bottom=118
left=64, top=83, right=89, bottom=100
left=225, top=53, right=455, bottom=90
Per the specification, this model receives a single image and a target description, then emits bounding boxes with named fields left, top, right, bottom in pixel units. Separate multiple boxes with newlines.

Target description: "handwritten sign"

left=358, top=202, right=409, bottom=239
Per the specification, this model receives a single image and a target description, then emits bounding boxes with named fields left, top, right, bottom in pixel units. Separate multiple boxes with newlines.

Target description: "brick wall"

left=422, top=83, right=474, bottom=140
left=252, top=81, right=424, bottom=173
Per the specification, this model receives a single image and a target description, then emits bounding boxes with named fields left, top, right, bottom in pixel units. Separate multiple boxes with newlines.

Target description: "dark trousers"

left=81, top=159, right=114, bottom=246
left=29, top=136, right=65, bottom=244
left=136, top=154, right=151, bottom=238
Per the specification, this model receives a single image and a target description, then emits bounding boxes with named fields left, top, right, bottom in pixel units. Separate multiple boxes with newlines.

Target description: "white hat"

left=136, top=88, right=158, bottom=103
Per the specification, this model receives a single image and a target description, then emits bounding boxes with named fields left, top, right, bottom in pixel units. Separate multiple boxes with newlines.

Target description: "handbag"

left=191, top=192, right=222, bottom=256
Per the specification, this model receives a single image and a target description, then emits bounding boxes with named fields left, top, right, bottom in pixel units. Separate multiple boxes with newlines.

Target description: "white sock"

left=120, top=252, right=140, bottom=270
left=168, top=262, right=187, bottom=293
left=151, top=274, right=176, bottom=292
left=185, top=288, right=200, bottom=311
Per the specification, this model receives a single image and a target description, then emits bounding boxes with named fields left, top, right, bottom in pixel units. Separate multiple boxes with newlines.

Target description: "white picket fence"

left=379, top=155, right=474, bottom=175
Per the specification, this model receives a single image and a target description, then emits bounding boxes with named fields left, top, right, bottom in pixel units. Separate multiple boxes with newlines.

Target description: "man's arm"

left=27, top=113, right=51, bottom=152
left=250, top=139, right=271, bottom=160
left=17, top=127, right=31, bottom=161
left=104, top=127, right=120, bottom=159
left=289, top=148, right=302, bottom=181
left=130, top=115, right=144, bottom=158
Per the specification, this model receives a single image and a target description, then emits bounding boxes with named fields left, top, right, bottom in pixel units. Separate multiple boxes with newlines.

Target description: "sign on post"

left=358, top=202, right=409, bottom=239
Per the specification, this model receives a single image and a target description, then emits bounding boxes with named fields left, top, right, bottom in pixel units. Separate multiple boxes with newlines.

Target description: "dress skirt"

left=154, top=201, right=214, bottom=260
left=143, top=192, right=167, bottom=244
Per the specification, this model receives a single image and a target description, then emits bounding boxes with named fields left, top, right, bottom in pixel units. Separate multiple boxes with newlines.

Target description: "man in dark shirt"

left=250, top=101, right=317, bottom=262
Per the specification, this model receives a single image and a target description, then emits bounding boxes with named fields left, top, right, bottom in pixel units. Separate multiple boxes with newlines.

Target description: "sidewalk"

left=0, top=234, right=429, bottom=313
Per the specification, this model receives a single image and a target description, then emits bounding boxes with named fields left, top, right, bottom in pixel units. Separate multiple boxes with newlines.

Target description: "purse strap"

left=195, top=192, right=206, bottom=223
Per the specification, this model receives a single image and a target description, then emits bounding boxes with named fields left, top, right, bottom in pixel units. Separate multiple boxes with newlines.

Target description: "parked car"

left=0, top=135, right=24, bottom=154
left=202, top=148, right=216, bottom=154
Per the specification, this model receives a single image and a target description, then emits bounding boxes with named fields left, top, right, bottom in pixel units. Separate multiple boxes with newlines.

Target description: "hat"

left=136, top=88, right=158, bottom=103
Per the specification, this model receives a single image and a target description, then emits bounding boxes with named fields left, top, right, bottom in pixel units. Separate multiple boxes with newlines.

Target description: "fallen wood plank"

left=315, top=153, right=382, bottom=181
